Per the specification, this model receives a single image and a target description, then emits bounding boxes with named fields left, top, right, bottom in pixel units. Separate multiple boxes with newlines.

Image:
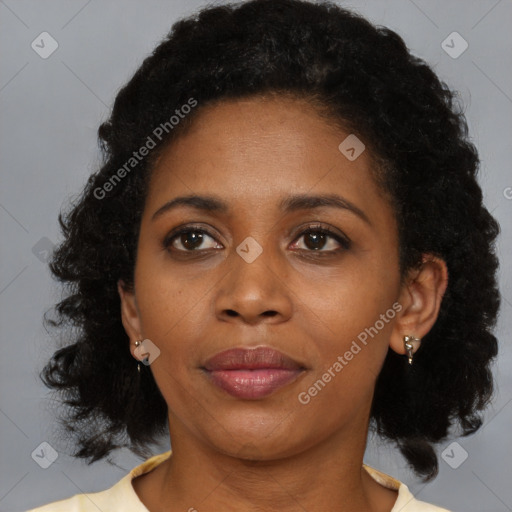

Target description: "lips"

left=202, top=346, right=306, bottom=400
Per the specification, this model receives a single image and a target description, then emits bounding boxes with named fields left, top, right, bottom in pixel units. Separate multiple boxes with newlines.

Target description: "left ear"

left=389, top=254, right=448, bottom=356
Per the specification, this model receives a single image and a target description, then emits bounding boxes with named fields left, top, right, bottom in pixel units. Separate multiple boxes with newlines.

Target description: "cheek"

left=293, top=256, right=399, bottom=391
left=296, top=254, right=399, bottom=338
left=132, top=261, right=217, bottom=380
left=135, top=252, right=212, bottom=334
left=294, top=290, right=394, bottom=427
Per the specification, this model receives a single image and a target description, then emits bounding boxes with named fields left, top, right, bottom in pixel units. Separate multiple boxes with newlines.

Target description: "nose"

left=214, top=245, right=293, bottom=326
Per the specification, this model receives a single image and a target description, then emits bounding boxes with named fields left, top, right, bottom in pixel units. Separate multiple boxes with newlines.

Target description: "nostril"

left=262, top=311, right=277, bottom=317
left=226, top=310, right=238, bottom=317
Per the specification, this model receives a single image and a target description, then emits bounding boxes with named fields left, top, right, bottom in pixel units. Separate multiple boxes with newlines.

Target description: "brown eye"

left=291, top=226, right=350, bottom=253
left=303, top=232, right=329, bottom=250
left=178, top=231, right=204, bottom=250
left=165, top=228, right=222, bottom=252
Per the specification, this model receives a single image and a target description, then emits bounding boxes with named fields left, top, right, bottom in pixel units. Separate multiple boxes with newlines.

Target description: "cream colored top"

left=27, top=450, right=451, bottom=511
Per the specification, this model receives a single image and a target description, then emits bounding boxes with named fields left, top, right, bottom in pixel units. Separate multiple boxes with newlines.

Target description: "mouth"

left=202, top=346, right=306, bottom=400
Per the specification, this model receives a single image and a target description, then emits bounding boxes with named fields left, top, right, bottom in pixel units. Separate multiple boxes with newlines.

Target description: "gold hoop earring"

left=403, top=335, right=421, bottom=365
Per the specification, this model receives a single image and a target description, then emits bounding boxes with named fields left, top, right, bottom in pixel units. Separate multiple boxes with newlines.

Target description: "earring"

left=135, top=340, right=141, bottom=373
left=403, top=335, right=421, bottom=365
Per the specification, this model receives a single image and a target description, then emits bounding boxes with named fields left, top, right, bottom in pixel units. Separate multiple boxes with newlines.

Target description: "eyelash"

left=163, top=223, right=351, bottom=255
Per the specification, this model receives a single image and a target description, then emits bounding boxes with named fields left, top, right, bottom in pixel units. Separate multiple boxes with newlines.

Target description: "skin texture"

left=118, top=96, right=448, bottom=512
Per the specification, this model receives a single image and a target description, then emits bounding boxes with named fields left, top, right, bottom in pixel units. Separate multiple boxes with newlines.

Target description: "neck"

left=139, top=414, right=398, bottom=512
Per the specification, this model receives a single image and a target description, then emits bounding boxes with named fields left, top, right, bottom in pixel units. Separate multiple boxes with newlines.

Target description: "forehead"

left=145, top=95, right=392, bottom=224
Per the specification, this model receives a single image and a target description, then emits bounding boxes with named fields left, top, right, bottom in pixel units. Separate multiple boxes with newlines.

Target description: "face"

left=120, top=95, right=408, bottom=460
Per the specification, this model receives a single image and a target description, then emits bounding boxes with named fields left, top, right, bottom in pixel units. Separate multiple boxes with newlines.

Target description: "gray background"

left=0, top=0, right=511, bottom=511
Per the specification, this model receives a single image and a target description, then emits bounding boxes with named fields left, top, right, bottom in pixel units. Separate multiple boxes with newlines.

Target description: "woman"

left=28, top=0, right=500, bottom=511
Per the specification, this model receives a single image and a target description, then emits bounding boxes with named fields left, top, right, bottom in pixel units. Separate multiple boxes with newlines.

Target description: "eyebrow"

left=151, top=193, right=371, bottom=225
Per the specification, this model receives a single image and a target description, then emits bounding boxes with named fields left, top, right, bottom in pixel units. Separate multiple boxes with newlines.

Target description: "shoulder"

left=396, top=497, right=452, bottom=512
left=25, top=472, right=134, bottom=512
left=363, top=464, right=452, bottom=512
left=26, top=493, right=101, bottom=512
left=26, top=451, right=172, bottom=512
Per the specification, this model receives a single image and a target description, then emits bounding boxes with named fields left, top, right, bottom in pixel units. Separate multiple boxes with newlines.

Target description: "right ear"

left=117, top=279, right=143, bottom=345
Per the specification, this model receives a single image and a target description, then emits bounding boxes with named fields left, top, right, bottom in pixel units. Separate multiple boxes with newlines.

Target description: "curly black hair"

left=41, top=0, right=500, bottom=481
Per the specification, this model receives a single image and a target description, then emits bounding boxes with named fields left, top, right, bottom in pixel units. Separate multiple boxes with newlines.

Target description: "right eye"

left=163, top=227, right=223, bottom=252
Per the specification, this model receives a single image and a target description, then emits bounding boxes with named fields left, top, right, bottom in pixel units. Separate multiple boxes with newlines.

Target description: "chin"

left=203, top=417, right=304, bottom=461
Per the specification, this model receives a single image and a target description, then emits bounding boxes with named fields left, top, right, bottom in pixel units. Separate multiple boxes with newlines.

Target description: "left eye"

left=291, top=228, right=350, bottom=252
